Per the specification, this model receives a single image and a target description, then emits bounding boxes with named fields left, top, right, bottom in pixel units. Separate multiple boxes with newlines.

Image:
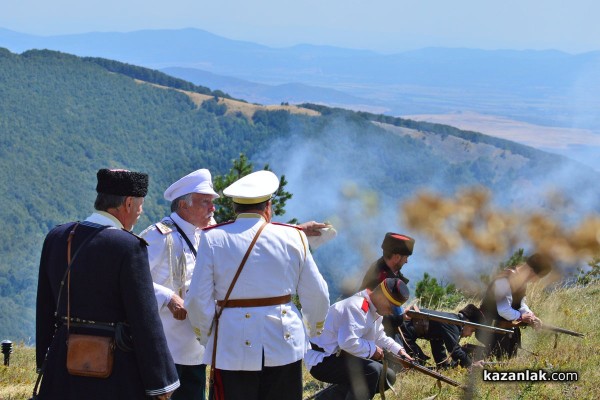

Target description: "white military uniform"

left=304, top=289, right=404, bottom=370
left=140, top=212, right=204, bottom=365
left=186, top=213, right=330, bottom=371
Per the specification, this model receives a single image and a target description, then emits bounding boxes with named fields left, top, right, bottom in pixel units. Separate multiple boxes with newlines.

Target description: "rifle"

left=496, top=320, right=584, bottom=338
left=383, top=350, right=466, bottom=390
left=406, top=310, right=513, bottom=335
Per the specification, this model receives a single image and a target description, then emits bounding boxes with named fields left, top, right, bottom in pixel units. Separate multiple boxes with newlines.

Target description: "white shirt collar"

left=85, top=211, right=124, bottom=229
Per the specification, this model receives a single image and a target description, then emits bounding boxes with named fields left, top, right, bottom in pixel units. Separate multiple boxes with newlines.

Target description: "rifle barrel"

left=384, top=351, right=465, bottom=390
left=406, top=310, right=513, bottom=335
left=541, top=324, right=585, bottom=338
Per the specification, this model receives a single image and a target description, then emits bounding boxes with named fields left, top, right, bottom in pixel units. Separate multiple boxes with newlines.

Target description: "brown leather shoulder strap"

left=216, top=221, right=268, bottom=317
left=209, top=221, right=268, bottom=392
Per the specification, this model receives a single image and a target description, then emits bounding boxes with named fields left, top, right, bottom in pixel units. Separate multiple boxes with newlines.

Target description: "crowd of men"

left=35, top=167, right=554, bottom=400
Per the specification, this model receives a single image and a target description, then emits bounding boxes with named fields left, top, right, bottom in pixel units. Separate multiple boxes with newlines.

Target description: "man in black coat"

left=36, top=169, right=180, bottom=399
left=400, top=304, right=485, bottom=368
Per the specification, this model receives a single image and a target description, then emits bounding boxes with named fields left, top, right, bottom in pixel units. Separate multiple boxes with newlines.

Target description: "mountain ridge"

left=1, top=47, right=598, bottom=342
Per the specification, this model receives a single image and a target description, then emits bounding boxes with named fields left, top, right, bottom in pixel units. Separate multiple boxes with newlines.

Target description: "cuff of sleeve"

left=368, top=342, right=376, bottom=359
left=146, top=380, right=180, bottom=396
left=162, top=290, right=175, bottom=308
left=390, top=342, right=403, bottom=355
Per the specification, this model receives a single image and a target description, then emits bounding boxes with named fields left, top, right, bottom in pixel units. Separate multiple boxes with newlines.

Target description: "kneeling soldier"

left=401, top=304, right=485, bottom=368
left=305, top=278, right=413, bottom=400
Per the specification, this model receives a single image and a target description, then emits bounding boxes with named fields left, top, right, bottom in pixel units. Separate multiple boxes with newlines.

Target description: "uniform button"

left=284, top=332, right=291, bottom=339
left=245, top=313, right=251, bottom=318
left=245, top=340, right=251, bottom=346
left=282, top=310, right=287, bottom=315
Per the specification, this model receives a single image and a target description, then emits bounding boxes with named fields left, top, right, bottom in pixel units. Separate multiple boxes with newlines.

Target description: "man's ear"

left=124, top=196, right=133, bottom=211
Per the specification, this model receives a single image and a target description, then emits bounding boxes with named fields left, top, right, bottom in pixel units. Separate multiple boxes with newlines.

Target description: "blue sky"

left=1, top=0, right=598, bottom=54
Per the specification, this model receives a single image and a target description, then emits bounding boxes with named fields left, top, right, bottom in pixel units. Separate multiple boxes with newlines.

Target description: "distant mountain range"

left=1, top=27, right=599, bottom=132
left=2, top=48, right=599, bottom=341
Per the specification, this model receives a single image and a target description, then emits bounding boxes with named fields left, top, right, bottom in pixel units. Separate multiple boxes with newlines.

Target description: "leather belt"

left=217, top=294, right=292, bottom=308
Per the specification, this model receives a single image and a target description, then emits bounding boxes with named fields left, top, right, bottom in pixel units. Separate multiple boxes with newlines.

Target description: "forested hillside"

left=1, top=48, right=598, bottom=342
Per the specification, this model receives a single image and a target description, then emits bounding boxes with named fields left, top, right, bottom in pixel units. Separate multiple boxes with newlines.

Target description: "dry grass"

left=0, top=342, right=37, bottom=400
left=302, top=281, right=599, bottom=400
left=3, top=282, right=597, bottom=399
left=135, top=79, right=320, bottom=119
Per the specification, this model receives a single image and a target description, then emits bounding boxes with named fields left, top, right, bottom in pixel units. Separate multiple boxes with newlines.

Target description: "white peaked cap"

left=223, top=170, right=279, bottom=204
left=164, top=168, right=219, bottom=201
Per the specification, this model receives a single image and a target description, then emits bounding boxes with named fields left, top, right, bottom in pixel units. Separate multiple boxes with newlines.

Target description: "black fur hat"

left=96, top=169, right=149, bottom=197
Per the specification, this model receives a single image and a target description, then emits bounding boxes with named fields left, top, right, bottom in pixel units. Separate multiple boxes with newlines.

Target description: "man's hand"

left=297, top=221, right=327, bottom=236
left=398, top=348, right=414, bottom=361
left=403, top=304, right=420, bottom=321
left=531, top=315, right=543, bottom=330
left=520, top=312, right=536, bottom=324
left=371, top=346, right=384, bottom=361
left=167, top=293, right=187, bottom=320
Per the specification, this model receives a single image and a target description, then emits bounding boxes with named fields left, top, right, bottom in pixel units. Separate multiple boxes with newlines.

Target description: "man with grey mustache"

left=141, top=168, right=219, bottom=400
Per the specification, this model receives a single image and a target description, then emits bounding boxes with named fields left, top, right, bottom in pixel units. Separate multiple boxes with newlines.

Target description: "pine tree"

left=212, top=153, right=296, bottom=223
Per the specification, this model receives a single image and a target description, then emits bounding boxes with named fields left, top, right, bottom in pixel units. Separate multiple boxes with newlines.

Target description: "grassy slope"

left=2, top=281, right=598, bottom=400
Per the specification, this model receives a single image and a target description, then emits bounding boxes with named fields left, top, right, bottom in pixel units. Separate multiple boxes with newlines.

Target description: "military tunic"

left=36, top=212, right=179, bottom=399
left=186, top=213, right=329, bottom=368
left=140, top=212, right=204, bottom=366
left=360, top=257, right=409, bottom=290
left=305, top=290, right=403, bottom=400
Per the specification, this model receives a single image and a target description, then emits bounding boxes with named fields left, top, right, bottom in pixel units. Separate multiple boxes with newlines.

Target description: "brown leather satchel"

left=66, top=334, right=115, bottom=378
left=64, top=223, right=115, bottom=379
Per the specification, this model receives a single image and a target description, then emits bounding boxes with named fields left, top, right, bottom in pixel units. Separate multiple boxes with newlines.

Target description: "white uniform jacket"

left=185, top=213, right=330, bottom=371
left=304, top=289, right=403, bottom=370
left=140, top=212, right=204, bottom=366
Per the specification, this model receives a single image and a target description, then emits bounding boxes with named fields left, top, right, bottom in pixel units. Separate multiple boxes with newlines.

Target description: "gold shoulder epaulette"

left=155, top=220, right=175, bottom=235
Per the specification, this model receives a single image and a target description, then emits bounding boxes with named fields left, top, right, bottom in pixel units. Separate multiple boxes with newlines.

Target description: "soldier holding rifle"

left=401, top=304, right=501, bottom=368
left=478, top=253, right=552, bottom=359
left=305, top=278, right=413, bottom=400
